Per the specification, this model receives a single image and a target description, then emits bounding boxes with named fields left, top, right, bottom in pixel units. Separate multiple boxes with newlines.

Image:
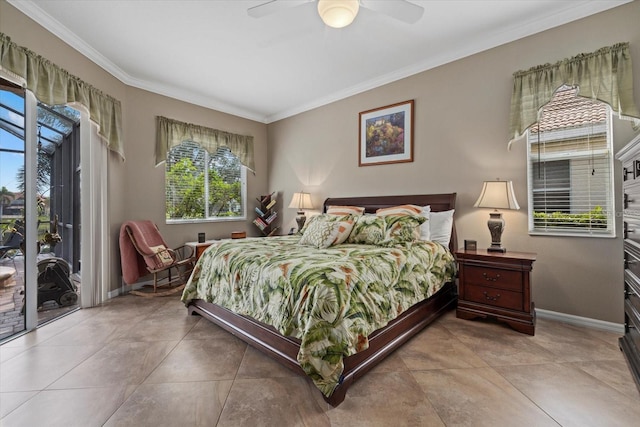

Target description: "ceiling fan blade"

left=247, top=0, right=314, bottom=18
left=360, top=0, right=424, bottom=24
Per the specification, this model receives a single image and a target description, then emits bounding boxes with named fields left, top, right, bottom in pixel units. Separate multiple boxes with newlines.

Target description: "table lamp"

left=289, top=192, right=314, bottom=231
left=473, top=180, right=520, bottom=253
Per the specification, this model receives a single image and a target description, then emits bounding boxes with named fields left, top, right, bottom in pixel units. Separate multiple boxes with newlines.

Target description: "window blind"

left=527, top=87, right=614, bottom=236
left=528, top=132, right=613, bottom=234
left=165, top=142, right=244, bottom=221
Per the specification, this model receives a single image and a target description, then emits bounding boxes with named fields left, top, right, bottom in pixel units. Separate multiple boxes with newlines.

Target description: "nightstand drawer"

left=463, top=265, right=523, bottom=291
left=465, top=284, right=523, bottom=311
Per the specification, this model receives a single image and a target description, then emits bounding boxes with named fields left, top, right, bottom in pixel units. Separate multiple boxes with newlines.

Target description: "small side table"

left=456, top=249, right=537, bottom=335
left=184, top=240, right=220, bottom=262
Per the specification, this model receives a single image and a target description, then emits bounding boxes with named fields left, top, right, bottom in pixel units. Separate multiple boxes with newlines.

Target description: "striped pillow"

left=376, top=204, right=423, bottom=217
left=327, top=205, right=365, bottom=216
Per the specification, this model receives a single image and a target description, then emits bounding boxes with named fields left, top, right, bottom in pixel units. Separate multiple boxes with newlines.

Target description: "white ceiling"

left=8, top=0, right=630, bottom=123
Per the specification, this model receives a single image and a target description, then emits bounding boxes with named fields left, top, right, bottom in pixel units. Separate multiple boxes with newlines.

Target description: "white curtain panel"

left=80, top=111, right=110, bottom=307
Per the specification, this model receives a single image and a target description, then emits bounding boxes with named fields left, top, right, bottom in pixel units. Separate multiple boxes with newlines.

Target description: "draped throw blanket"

left=0, top=32, right=124, bottom=159
left=155, top=116, right=255, bottom=171
left=509, top=42, right=640, bottom=147
left=119, top=220, right=172, bottom=285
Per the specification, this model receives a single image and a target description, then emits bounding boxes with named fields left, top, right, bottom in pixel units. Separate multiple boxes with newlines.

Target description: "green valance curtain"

left=509, top=42, right=640, bottom=146
left=0, top=32, right=124, bottom=159
left=156, top=116, right=255, bottom=172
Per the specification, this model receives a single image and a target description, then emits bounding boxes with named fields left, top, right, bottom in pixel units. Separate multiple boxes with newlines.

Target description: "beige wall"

left=268, top=1, right=640, bottom=323
left=122, top=87, right=269, bottom=247
left=3, top=0, right=640, bottom=321
left=1, top=1, right=269, bottom=293
left=1, top=0, right=127, bottom=292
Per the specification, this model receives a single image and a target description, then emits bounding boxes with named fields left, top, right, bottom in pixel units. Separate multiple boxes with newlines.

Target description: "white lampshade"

left=288, top=192, right=314, bottom=211
left=474, top=180, right=520, bottom=210
left=317, top=0, right=359, bottom=28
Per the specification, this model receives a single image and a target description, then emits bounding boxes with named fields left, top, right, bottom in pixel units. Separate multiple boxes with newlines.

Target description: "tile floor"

left=0, top=293, right=639, bottom=426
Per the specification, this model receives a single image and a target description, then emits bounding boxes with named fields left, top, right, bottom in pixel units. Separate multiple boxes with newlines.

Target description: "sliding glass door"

left=0, top=78, right=82, bottom=341
left=0, top=80, right=26, bottom=339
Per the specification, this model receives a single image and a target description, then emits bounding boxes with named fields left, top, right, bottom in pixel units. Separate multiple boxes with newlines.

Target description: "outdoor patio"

left=0, top=252, right=79, bottom=341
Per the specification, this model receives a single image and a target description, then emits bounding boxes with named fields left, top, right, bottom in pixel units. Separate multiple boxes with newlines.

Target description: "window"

left=527, top=85, right=614, bottom=237
left=165, top=141, right=246, bottom=223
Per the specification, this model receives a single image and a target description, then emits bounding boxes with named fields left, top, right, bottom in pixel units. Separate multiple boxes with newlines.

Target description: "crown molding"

left=6, top=0, right=268, bottom=123
left=9, top=0, right=631, bottom=125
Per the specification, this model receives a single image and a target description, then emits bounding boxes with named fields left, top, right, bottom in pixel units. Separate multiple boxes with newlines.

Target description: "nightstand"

left=456, top=249, right=537, bottom=335
left=184, top=240, right=221, bottom=262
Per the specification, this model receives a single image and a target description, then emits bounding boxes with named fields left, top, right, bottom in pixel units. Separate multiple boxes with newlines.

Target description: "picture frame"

left=464, top=239, right=477, bottom=251
left=359, top=100, right=414, bottom=166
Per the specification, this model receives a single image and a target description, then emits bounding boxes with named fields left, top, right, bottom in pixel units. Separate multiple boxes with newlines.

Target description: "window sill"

left=167, top=216, right=247, bottom=225
left=528, top=230, right=616, bottom=238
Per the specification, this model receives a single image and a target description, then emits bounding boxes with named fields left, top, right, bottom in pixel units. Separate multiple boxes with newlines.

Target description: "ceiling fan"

left=248, top=0, right=425, bottom=28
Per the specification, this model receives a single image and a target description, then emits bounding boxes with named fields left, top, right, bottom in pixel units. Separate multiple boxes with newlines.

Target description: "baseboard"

left=536, top=308, right=624, bottom=334
left=107, top=279, right=151, bottom=299
left=103, top=285, right=625, bottom=335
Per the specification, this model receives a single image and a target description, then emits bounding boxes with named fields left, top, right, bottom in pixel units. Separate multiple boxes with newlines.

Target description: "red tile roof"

left=531, top=86, right=608, bottom=133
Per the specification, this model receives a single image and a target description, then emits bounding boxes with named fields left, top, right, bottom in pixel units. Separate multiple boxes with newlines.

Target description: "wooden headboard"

left=323, top=193, right=457, bottom=253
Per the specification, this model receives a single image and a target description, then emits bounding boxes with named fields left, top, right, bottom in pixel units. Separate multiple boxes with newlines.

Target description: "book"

left=265, top=211, right=277, bottom=224
left=255, top=206, right=265, bottom=216
left=260, top=191, right=277, bottom=205
left=265, top=199, right=276, bottom=210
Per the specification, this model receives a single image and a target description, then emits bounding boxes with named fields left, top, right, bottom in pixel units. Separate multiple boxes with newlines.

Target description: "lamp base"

left=295, top=211, right=307, bottom=231
left=487, top=211, right=506, bottom=253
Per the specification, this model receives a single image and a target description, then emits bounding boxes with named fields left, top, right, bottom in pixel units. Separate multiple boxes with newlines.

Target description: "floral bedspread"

left=181, top=236, right=456, bottom=397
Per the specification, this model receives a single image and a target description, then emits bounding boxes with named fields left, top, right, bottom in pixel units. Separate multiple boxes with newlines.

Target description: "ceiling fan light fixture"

left=317, top=0, right=360, bottom=28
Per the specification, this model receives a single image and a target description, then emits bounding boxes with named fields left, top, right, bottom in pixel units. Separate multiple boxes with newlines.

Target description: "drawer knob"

left=625, top=193, right=634, bottom=209
left=624, top=167, right=634, bottom=181
left=482, top=272, right=501, bottom=282
left=483, top=291, right=501, bottom=301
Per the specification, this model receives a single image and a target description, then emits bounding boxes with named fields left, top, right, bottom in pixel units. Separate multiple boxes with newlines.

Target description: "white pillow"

left=419, top=205, right=431, bottom=240
left=429, top=209, right=455, bottom=247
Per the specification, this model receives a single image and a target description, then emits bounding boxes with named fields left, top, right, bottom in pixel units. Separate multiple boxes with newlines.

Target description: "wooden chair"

left=119, top=220, right=195, bottom=297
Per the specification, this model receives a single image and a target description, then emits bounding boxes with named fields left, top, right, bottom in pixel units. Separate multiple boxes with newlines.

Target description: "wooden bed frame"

left=187, top=193, right=458, bottom=406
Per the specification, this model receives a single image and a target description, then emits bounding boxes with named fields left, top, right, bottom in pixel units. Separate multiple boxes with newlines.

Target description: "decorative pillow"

left=332, top=218, right=355, bottom=245
left=347, top=215, right=386, bottom=245
left=429, top=209, right=455, bottom=247
left=299, top=213, right=324, bottom=235
left=382, top=214, right=426, bottom=246
left=148, top=245, right=174, bottom=269
left=299, top=220, right=340, bottom=249
left=299, top=213, right=355, bottom=243
left=326, top=205, right=365, bottom=216
left=419, top=205, right=431, bottom=240
left=376, top=204, right=423, bottom=217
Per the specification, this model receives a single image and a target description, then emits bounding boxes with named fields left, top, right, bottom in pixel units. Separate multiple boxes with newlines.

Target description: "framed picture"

left=359, top=100, right=414, bottom=166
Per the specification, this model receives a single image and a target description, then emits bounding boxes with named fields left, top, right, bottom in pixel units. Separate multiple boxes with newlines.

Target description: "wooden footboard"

left=187, top=280, right=457, bottom=406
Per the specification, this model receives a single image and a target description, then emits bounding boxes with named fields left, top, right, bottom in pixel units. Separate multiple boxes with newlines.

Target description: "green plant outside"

left=533, top=206, right=607, bottom=228
left=165, top=157, right=241, bottom=220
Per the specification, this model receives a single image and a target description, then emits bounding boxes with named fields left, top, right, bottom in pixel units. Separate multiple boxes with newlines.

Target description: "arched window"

left=526, top=85, right=613, bottom=236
